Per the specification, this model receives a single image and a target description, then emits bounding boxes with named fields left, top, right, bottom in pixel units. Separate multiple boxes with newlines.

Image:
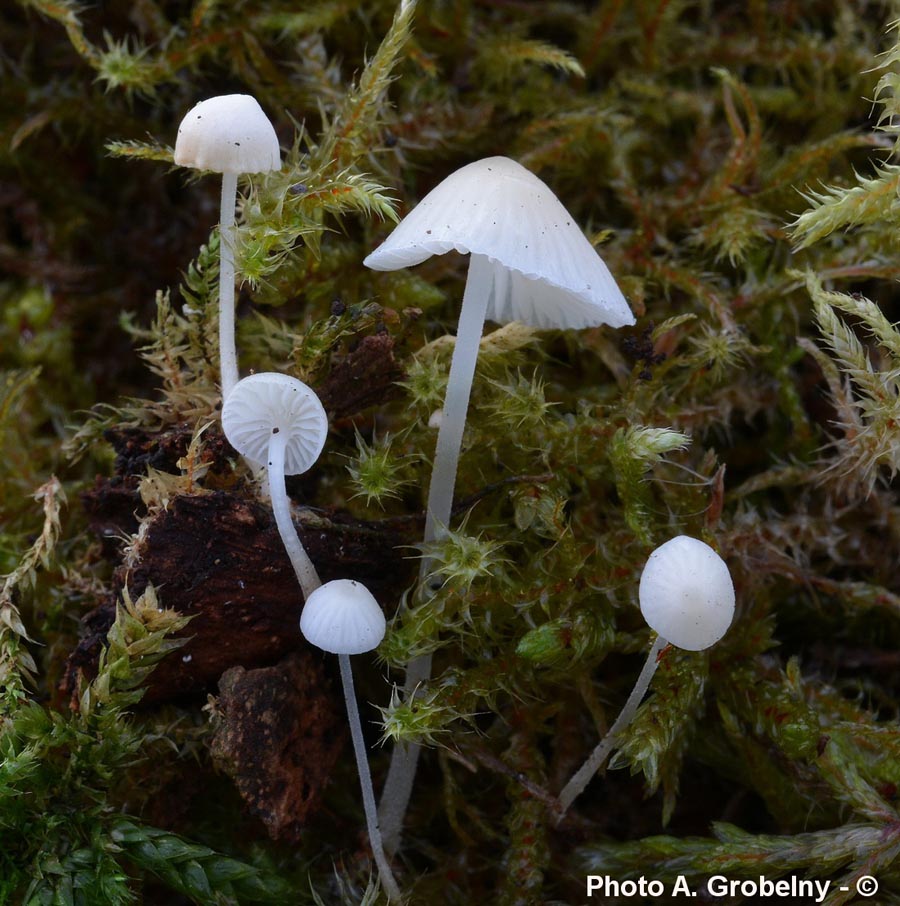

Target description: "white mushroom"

left=221, top=372, right=327, bottom=599
left=556, top=536, right=735, bottom=816
left=301, top=578, right=387, bottom=655
left=639, top=535, right=736, bottom=651
left=366, top=155, right=634, bottom=852
left=174, top=94, right=281, bottom=399
left=366, top=156, right=633, bottom=571
left=300, top=580, right=400, bottom=902
left=224, top=379, right=399, bottom=898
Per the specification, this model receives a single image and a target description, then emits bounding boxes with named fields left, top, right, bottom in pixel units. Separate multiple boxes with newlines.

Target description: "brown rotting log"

left=209, top=651, right=346, bottom=843
left=62, top=490, right=414, bottom=705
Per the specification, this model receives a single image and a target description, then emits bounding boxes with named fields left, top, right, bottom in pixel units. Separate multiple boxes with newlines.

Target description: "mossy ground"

left=3, top=1, right=900, bottom=903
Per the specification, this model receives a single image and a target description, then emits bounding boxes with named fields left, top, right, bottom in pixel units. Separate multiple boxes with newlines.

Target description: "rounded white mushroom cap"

left=174, top=94, right=281, bottom=174
left=300, top=579, right=386, bottom=655
left=364, top=156, right=633, bottom=330
left=639, top=535, right=735, bottom=651
left=221, top=372, right=327, bottom=474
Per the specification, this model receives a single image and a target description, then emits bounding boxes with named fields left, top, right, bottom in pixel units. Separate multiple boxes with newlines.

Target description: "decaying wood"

left=81, top=421, right=236, bottom=556
left=65, top=310, right=549, bottom=709
left=62, top=490, right=414, bottom=705
left=317, top=331, right=406, bottom=419
left=209, top=652, right=345, bottom=843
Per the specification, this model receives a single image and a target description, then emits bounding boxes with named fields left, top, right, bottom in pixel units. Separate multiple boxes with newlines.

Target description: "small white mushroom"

left=221, top=372, right=327, bottom=599
left=639, top=535, right=735, bottom=651
left=556, top=536, right=734, bottom=817
left=300, top=578, right=387, bottom=655
left=174, top=95, right=281, bottom=399
left=300, top=580, right=400, bottom=902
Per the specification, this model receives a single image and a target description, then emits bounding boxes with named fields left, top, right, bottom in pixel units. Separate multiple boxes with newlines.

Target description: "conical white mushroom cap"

left=222, top=373, right=327, bottom=474
left=174, top=94, right=281, bottom=174
left=639, top=535, right=735, bottom=651
left=300, top=579, right=386, bottom=655
left=364, top=156, right=633, bottom=330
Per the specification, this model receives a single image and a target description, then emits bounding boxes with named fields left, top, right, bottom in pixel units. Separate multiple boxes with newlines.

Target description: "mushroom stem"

left=378, top=737, right=418, bottom=857
left=377, top=253, right=494, bottom=854
left=339, top=653, right=402, bottom=902
left=556, top=634, right=668, bottom=817
left=420, top=251, right=494, bottom=572
left=378, top=644, right=435, bottom=855
left=266, top=428, right=320, bottom=600
left=268, top=429, right=397, bottom=896
left=219, top=171, right=239, bottom=399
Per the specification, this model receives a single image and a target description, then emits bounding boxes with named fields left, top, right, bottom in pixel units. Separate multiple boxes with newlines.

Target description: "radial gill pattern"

left=221, top=372, right=328, bottom=475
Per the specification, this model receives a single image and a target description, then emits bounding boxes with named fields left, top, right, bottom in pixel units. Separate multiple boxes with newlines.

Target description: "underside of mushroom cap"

left=364, top=156, right=634, bottom=329
left=222, top=372, right=328, bottom=474
left=174, top=94, right=281, bottom=174
left=300, top=579, right=386, bottom=655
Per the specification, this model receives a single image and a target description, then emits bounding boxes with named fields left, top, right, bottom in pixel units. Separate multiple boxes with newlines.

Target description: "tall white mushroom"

left=556, top=536, right=735, bottom=816
left=365, top=156, right=634, bottom=852
left=221, top=372, right=326, bottom=598
left=174, top=94, right=281, bottom=399
left=366, top=156, right=634, bottom=572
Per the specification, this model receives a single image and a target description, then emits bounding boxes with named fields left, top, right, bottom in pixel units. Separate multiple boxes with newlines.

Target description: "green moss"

left=6, top=0, right=900, bottom=902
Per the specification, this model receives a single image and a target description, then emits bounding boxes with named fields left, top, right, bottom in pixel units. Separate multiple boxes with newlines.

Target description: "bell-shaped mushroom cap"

left=300, top=579, right=386, bottom=655
left=222, top=372, right=327, bottom=475
left=364, top=156, right=633, bottom=330
left=639, top=535, right=735, bottom=651
left=174, top=94, right=281, bottom=174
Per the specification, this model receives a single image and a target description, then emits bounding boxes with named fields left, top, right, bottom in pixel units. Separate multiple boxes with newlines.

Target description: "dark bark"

left=209, top=651, right=346, bottom=843
left=62, top=490, right=414, bottom=705
left=317, top=331, right=406, bottom=419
